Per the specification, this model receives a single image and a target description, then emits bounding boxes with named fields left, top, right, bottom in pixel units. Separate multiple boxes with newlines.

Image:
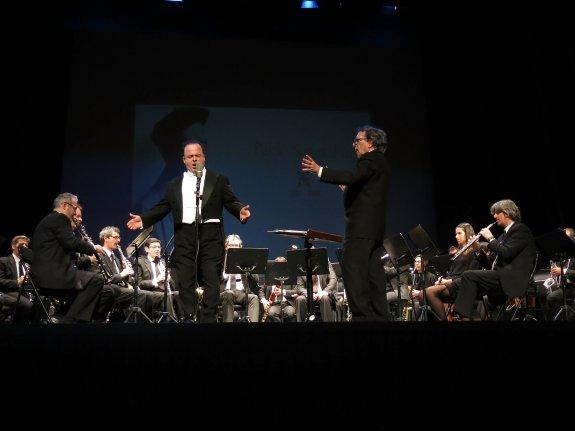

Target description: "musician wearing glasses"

left=30, top=193, right=106, bottom=323
left=302, top=126, right=391, bottom=321
left=453, top=199, right=536, bottom=319
left=0, top=235, right=34, bottom=322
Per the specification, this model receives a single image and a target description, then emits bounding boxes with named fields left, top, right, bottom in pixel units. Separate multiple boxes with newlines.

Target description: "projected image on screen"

left=133, top=105, right=371, bottom=258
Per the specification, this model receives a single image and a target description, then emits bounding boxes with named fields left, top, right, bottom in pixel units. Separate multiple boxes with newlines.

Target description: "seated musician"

left=423, top=222, right=488, bottom=320
left=0, top=235, right=34, bottom=322
left=260, top=256, right=297, bottom=322
left=545, top=227, right=575, bottom=318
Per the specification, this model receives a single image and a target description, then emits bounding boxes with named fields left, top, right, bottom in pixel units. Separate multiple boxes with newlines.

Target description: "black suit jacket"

left=30, top=211, right=95, bottom=290
left=0, top=256, right=19, bottom=292
left=320, top=150, right=390, bottom=241
left=488, top=222, right=537, bottom=297
left=141, top=170, right=245, bottom=230
left=219, top=273, right=260, bottom=294
left=136, top=256, right=168, bottom=291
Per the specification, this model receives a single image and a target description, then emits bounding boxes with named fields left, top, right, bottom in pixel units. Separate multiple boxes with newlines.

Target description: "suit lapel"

left=9, top=256, right=17, bottom=279
left=202, top=170, right=217, bottom=210
left=175, top=175, right=184, bottom=214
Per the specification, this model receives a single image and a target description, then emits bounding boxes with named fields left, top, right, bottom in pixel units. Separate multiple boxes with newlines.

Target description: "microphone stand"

left=192, top=169, right=202, bottom=322
left=156, top=234, right=178, bottom=323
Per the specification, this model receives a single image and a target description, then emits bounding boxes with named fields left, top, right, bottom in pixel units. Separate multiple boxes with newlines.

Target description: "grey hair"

left=225, top=234, right=242, bottom=248
left=53, top=192, right=78, bottom=209
left=99, top=226, right=120, bottom=242
left=490, top=199, right=521, bottom=222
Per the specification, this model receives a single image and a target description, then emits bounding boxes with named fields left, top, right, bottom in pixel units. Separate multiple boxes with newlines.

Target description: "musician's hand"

left=272, top=286, right=282, bottom=295
left=411, top=289, right=422, bottom=300
left=127, top=213, right=143, bottom=230
left=94, top=245, right=105, bottom=255
left=120, top=267, right=133, bottom=278
left=88, top=255, right=98, bottom=264
left=155, top=274, right=166, bottom=284
left=261, top=299, right=269, bottom=308
left=239, top=205, right=251, bottom=223
left=301, top=155, right=321, bottom=175
left=17, top=276, right=25, bottom=286
left=550, top=266, right=562, bottom=277
left=479, top=228, right=494, bottom=241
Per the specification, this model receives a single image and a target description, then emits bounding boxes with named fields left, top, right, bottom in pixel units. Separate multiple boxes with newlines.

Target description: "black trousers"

left=67, top=271, right=105, bottom=322
left=341, top=238, right=389, bottom=321
left=170, top=223, right=223, bottom=322
left=454, top=269, right=502, bottom=317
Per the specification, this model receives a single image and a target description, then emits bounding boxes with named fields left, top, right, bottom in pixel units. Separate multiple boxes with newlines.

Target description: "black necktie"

left=111, top=254, right=121, bottom=274
left=18, top=260, right=26, bottom=278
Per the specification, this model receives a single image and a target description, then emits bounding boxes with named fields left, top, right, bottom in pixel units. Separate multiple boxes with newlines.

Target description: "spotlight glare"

left=301, top=1, right=319, bottom=9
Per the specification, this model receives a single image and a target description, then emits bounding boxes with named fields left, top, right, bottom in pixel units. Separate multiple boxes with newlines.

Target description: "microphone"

left=194, top=161, right=204, bottom=178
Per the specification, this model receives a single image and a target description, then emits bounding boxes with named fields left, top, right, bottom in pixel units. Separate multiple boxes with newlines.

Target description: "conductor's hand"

left=301, top=155, right=321, bottom=175
left=127, top=213, right=143, bottom=230
left=240, top=205, right=251, bottom=223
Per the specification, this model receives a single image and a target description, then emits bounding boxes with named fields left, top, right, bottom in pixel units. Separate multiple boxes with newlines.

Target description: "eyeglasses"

left=65, top=202, right=78, bottom=211
left=352, top=137, right=367, bottom=145
left=110, top=235, right=121, bottom=239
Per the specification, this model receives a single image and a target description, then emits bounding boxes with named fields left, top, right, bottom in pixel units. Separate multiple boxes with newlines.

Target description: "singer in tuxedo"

left=0, top=235, right=34, bottom=322
left=301, top=125, right=391, bottom=321
left=127, top=140, right=251, bottom=323
left=454, top=199, right=537, bottom=318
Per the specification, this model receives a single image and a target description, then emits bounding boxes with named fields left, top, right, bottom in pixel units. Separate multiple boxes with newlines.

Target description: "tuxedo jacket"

left=0, top=256, right=19, bottom=292
left=30, top=211, right=95, bottom=290
left=136, top=256, right=169, bottom=291
left=320, top=150, right=390, bottom=241
left=141, top=170, right=245, bottom=232
left=488, top=222, right=537, bottom=297
left=98, top=251, right=134, bottom=286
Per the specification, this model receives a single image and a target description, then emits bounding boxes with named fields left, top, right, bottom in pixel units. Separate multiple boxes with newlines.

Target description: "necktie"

left=18, top=260, right=26, bottom=278
left=111, top=253, right=121, bottom=274
left=230, top=275, right=236, bottom=291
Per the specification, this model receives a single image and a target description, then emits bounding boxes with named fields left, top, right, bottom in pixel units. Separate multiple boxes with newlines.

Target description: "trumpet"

left=451, top=222, right=496, bottom=261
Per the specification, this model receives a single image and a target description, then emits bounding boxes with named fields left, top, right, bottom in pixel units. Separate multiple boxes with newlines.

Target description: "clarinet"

left=116, top=244, right=134, bottom=288
left=77, top=223, right=113, bottom=284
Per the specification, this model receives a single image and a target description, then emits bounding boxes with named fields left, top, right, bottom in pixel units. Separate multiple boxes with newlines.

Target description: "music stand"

left=535, top=229, right=575, bottom=321
left=156, top=234, right=178, bottom=323
left=263, top=260, right=292, bottom=322
left=383, top=233, right=414, bottom=321
left=124, top=226, right=153, bottom=323
left=224, top=248, right=268, bottom=322
left=428, top=254, right=452, bottom=278
left=406, top=225, right=441, bottom=321
left=287, top=247, right=329, bottom=321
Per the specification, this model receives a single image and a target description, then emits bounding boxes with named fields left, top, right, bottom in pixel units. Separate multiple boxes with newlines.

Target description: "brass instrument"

left=451, top=222, right=496, bottom=261
left=77, top=223, right=113, bottom=283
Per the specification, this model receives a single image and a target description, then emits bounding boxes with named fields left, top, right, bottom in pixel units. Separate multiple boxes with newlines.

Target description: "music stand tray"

left=224, top=248, right=269, bottom=275
left=428, top=254, right=452, bottom=277
left=287, top=248, right=329, bottom=277
left=265, top=260, right=296, bottom=286
left=224, top=248, right=269, bottom=322
left=125, top=226, right=154, bottom=258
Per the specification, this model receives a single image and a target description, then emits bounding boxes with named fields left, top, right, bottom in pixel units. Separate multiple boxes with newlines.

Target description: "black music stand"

left=156, top=234, right=178, bottom=323
left=124, top=226, right=154, bottom=323
left=535, top=229, right=575, bottom=321
left=383, top=233, right=414, bottom=321
left=428, top=254, right=452, bottom=278
left=287, top=247, right=329, bottom=321
left=407, top=225, right=440, bottom=321
left=263, top=260, right=292, bottom=322
left=224, top=248, right=268, bottom=322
